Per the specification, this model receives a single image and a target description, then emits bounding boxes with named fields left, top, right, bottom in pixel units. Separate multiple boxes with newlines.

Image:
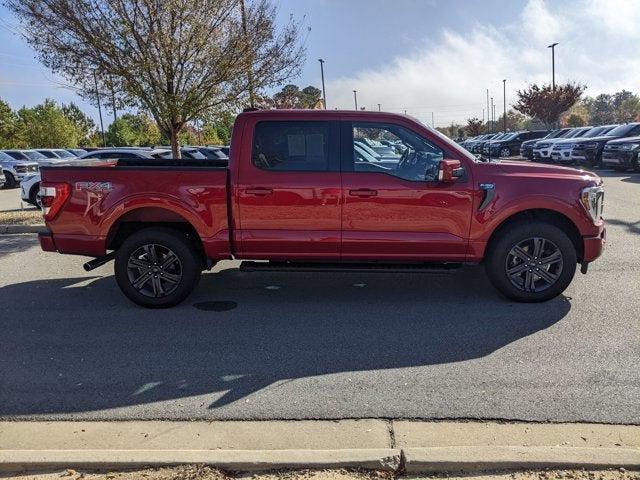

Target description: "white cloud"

left=325, top=0, right=640, bottom=126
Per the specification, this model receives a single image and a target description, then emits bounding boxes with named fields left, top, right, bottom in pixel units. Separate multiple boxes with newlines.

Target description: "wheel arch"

left=105, top=206, right=205, bottom=260
left=485, top=208, right=584, bottom=262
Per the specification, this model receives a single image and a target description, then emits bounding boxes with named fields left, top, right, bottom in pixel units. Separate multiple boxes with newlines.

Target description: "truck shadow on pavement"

left=0, top=265, right=571, bottom=417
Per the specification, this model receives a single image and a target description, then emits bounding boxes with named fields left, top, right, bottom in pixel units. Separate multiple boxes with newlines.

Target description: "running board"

left=239, top=261, right=462, bottom=274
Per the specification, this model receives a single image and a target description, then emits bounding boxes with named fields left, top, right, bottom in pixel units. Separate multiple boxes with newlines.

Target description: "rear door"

left=235, top=118, right=342, bottom=260
left=340, top=120, right=474, bottom=261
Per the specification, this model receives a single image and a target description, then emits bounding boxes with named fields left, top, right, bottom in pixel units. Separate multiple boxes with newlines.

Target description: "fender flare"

left=99, top=193, right=213, bottom=241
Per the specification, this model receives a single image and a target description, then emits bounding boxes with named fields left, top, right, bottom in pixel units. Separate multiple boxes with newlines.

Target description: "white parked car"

left=0, top=150, right=39, bottom=188
left=20, top=172, right=42, bottom=207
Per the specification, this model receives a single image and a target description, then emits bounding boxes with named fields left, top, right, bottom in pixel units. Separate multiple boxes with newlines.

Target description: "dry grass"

left=0, top=209, right=43, bottom=225
left=7, top=468, right=639, bottom=480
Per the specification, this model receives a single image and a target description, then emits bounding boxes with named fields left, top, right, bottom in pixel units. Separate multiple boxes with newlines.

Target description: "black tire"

left=29, top=182, right=42, bottom=208
left=4, top=171, right=16, bottom=189
left=485, top=221, right=577, bottom=302
left=114, top=227, right=202, bottom=308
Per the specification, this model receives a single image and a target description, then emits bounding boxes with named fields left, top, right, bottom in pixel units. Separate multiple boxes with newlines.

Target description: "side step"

left=239, top=261, right=462, bottom=274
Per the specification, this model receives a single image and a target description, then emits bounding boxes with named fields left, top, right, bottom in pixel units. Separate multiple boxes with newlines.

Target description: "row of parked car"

left=460, top=122, right=640, bottom=171
left=0, top=145, right=230, bottom=207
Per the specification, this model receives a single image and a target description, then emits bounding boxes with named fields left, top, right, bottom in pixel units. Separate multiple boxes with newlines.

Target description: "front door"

left=236, top=119, right=342, bottom=260
left=341, top=120, right=474, bottom=262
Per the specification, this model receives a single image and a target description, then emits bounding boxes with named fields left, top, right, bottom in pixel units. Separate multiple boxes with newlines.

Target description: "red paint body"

left=39, top=110, right=606, bottom=265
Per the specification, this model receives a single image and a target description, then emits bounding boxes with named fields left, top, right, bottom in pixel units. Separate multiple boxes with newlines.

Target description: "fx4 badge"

left=75, top=182, right=113, bottom=216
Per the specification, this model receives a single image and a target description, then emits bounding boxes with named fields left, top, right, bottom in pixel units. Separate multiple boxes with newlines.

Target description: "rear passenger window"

left=252, top=121, right=330, bottom=171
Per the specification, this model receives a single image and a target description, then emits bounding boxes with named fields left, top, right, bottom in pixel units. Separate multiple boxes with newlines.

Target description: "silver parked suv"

left=0, top=150, right=39, bottom=188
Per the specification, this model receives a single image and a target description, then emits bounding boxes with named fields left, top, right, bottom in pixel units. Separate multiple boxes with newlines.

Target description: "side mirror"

left=437, top=159, right=464, bottom=183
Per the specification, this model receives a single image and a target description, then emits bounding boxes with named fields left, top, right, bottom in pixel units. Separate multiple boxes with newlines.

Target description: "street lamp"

left=353, top=90, right=358, bottom=110
left=318, top=59, right=327, bottom=109
left=548, top=42, right=558, bottom=90
left=502, top=79, right=507, bottom=133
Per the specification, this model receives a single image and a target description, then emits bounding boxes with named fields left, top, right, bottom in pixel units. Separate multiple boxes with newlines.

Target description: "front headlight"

left=620, top=143, right=640, bottom=151
left=583, top=142, right=599, bottom=149
left=581, top=185, right=604, bottom=223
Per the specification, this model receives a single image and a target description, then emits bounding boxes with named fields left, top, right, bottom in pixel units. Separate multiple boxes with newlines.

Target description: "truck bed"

left=40, top=161, right=231, bottom=259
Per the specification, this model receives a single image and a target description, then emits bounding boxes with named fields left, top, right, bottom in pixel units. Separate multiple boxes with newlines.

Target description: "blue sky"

left=1, top=0, right=639, bottom=127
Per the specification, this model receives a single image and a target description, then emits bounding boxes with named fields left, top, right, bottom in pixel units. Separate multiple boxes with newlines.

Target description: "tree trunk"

left=170, top=126, right=181, bottom=159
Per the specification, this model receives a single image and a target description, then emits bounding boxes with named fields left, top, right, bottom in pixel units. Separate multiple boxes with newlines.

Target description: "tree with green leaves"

left=62, top=103, right=96, bottom=145
left=6, top=0, right=306, bottom=158
left=270, top=84, right=322, bottom=109
left=513, top=83, right=585, bottom=128
left=465, top=117, right=484, bottom=136
left=107, top=113, right=161, bottom=147
left=17, top=99, right=80, bottom=148
left=0, top=99, right=20, bottom=148
left=494, top=109, right=527, bottom=132
left=589, top=94, right=616, bottom=124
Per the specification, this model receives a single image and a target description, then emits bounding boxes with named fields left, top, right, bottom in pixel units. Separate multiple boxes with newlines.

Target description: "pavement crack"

left=387, top=419, right=396, bottom=448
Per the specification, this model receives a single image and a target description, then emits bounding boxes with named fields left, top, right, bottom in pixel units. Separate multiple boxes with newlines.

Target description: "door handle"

left=349, top=188, right=378, bottom=197
left=245, top=187, right=273, bottom=196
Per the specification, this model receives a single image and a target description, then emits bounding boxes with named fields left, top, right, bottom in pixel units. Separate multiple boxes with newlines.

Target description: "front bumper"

left=572, top=148, right=598, bottom=164
left=583, top=224, right=606, bottom=263
left=533, top=149, right=551, bottom=160
left=602, top=151, right=638, bottom=168
left=551, top=149, right=573, bottom=162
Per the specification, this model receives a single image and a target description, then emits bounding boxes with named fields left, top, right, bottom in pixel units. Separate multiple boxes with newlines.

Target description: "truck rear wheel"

left=114, top=227, right=202, bottom=308
left=485, top=221, right=577, bottom=302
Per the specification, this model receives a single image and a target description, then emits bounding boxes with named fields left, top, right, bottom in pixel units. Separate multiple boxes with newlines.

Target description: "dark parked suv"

left=520, top=129, right=570, bottom=160
left=601, top=136, right=640, bottom=171
left=487, top=130, right=549, bottom=157
left=571, top=122, right=640, bottom=167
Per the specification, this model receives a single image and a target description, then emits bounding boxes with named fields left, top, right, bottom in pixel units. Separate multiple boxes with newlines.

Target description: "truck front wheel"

left=114, top=227, right=202, bottom=308
left=485, top=221, right=577, bottom=302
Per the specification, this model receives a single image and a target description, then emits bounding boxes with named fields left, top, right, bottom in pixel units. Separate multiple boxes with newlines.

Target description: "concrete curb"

left=2, top=447, right=640, bottom=474
left=0, top=449, right=402, bottom=473
left=403, top=446, right=640, bottom=472
left=0, top=224, right=44, bottom=234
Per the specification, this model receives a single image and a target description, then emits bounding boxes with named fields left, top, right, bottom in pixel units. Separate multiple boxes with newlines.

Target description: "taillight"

left=39, top=182, right=71, bottom=221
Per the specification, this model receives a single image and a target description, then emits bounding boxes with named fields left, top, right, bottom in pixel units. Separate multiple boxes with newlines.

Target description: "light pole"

left=318, top=59, right=327, bottom=109
left=378, top=103, right=381, bottom=112
left=548, top=42, right=558, bottom=90
left=490, top=96, right=494, bottom=133
left=486, top=89, right=490, bottom=135
left=353, top=90, right=358, bottom=110
left=502, top=79, right=507, bottom=132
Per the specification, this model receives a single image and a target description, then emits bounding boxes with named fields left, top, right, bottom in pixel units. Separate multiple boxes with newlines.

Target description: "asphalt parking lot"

left=0, top=171, right=639, bottom=424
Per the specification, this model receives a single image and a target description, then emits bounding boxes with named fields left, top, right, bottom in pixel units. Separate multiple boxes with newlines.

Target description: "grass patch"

left=0, top=209, right=43, bottom=225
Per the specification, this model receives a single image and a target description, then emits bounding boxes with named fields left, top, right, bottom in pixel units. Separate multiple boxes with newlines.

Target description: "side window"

left=252, top=121, right=330, bottom=171
left=351, top=122, right=444, bottom=182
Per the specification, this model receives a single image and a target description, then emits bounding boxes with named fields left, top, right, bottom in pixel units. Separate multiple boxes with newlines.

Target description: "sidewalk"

left=1, top=420, right=639, bottom=473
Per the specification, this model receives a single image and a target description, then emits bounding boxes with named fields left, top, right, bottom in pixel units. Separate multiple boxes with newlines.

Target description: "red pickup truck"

left=38, top=110, right=606, bottom=308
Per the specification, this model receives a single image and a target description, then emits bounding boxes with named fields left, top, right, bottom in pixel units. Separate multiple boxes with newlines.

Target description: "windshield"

left=566, top=128, right=589, bottom=138
left=54, top=150, right=75, bottom=158
left=582, top=126, right=608, bottom=138
left=607, top=123, right=639, bottom=137
left=0, top=151, right=14, bottom=161
left=23, top=150, right=47, bottom=160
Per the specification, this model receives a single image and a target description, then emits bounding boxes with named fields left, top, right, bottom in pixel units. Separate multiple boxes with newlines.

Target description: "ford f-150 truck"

left=38, top=110, right=606, bottom=308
